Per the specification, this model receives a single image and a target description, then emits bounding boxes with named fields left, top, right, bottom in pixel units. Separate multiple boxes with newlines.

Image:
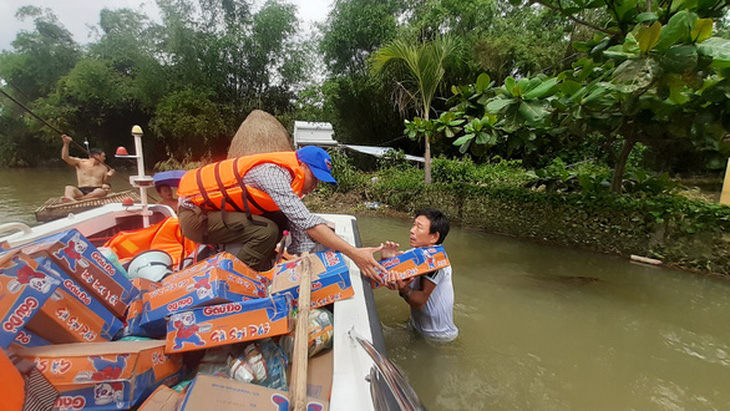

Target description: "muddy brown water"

left=3, top=168, right=730, bottom=409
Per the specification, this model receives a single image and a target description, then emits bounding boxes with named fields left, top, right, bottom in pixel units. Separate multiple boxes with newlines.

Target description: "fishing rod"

left=0, top=88, right=161, bottom=202
left=0, top=88, right=113, bottom=169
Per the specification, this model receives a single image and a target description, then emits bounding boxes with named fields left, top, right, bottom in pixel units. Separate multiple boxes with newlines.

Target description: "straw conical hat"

left=227, top=110, right=294, bottom=158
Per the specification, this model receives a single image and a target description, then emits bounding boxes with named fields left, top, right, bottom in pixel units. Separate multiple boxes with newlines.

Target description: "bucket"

left=127, top=250, right=173, bottom=282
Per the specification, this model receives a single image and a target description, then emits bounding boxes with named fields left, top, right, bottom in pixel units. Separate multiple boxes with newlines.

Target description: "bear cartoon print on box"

left=370, top=245, right=451, bottom=289
left=16, top=340, right=184, bottom=410
left=270, top=250, right=353, bottom=309
left=0, top=250, right=61, bottom=348
left=11, top=229, right=138, bottom=318
left=165, top=295, right=291, bottom=353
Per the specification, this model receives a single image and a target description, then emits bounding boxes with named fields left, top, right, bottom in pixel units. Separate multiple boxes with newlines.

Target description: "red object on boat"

left=122, top=198, right=135, bottom=206
left=116, top=146, right=129, bottom=156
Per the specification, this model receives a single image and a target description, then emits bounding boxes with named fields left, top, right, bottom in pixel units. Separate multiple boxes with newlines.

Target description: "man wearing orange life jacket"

left=177, top=146, right=388, bottom=282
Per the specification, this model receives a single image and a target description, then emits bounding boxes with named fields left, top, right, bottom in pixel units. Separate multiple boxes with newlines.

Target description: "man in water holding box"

left=382, top=208, right=458, bottom=342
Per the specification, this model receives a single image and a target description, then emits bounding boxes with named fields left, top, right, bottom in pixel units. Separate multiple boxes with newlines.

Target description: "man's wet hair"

left=415, top=208, right=450, bottom=244
left=89, top=148, right=104, bottom=157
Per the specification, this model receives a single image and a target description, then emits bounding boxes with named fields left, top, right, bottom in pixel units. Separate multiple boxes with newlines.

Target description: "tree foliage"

left=0, top=0, right=311, bottom=166
left=441, top=0, right=730, bottom=192
left=372, top=36, right=461, bottom=184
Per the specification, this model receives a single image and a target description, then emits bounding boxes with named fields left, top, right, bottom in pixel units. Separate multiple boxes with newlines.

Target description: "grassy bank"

left=306, top=155, right=730, bottom=276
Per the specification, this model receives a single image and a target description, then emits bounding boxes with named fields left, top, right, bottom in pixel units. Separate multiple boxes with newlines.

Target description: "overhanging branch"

left=532, top=0, right=622, bottom=36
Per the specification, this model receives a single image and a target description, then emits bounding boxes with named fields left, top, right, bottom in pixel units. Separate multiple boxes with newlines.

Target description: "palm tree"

left=371, top=36, right=460, bottom=184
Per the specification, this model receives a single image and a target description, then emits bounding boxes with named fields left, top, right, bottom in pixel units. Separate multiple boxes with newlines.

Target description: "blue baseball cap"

left=296, top=146, right=337, bottom=184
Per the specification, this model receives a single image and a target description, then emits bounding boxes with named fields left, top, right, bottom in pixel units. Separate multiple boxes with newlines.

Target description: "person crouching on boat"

left=61, top=134, right=114, bottom=202
left=176, top=145, right=389, bottom=281
left=382, top=208, right=459, bottom=342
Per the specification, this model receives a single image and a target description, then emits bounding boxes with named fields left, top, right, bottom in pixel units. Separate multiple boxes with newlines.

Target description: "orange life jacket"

left=176, top=152, right=304, bottom=213
left=103, top=216, right=198, bottom=269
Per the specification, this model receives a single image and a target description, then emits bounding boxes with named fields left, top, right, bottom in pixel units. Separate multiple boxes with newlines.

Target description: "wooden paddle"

left=290, top=253, right=313, bottom=410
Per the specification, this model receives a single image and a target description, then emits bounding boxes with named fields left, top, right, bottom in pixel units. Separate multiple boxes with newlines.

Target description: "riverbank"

left=306, top=158, right=730, bottom=278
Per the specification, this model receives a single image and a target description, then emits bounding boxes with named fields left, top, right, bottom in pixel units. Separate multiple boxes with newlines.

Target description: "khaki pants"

left=178, top=207, right=282, bottom=271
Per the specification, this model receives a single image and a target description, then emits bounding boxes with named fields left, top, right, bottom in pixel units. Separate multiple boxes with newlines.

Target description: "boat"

left=1, top=124, right=421, bottom=409
left=0, top=202, right=415, bottom=409
left=33, top=190, right=141, bottom=222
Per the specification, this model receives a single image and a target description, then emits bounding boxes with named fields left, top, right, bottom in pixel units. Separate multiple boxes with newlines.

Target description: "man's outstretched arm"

left=60, top=135, right=81, bottom=166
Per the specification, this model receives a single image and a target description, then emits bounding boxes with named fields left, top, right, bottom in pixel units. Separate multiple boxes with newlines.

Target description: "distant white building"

left=293, top=121, right=337, bottom=148
left=293, top=120, right=425, bottom=163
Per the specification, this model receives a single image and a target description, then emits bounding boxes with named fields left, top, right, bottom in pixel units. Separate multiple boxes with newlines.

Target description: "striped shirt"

left=245, top=164, right=326, bottom=254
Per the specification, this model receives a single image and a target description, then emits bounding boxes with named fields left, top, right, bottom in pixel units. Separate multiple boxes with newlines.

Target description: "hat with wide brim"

left=153, top=170, right=186, bottom=189
left=227, top=110, right=294, bottom=158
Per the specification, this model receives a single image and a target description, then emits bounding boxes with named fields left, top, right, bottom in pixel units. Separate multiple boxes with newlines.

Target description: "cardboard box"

left=371, top=245, right=451, bottom=288
left=285, top=349, right=333, bottom=402
left=17, top=340, right=185, bottom=410
left=26, top=289, right=114, bottom=343
left=166, top=252, right=270, bottom=286
left=138, top=384, right=183, bottom=411
left=12, top=229, right=138, bottom=318
left=12, top=328, right=51, bottom=348
left=132, top=278, right=163, bottom=293
left=131, top=266, right=267, bottom=338
left=165, top=295, right=291, bottom=353
left=34, top=255, right=124, bottom=341
left=180, top=374, right=328, bottom=410
left=271, top=250, right=353, bottom=308
left=0, top=251, right=61, bottom=348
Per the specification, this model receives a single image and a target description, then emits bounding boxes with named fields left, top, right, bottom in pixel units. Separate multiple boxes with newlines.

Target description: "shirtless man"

left=61, top=134, right=115, bottom=201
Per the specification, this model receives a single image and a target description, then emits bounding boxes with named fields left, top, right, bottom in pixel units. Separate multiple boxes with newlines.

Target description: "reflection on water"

left=0, top=167, right=77, bottom=225
left=358, top=214, right=730, bottom=410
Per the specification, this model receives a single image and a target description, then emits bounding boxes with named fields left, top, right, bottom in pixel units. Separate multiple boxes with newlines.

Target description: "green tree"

left=372, top=36, right=460, bottom=184
left=0, top=6, right=80, bottom=165
left=446, top=1, right=730, bottom=193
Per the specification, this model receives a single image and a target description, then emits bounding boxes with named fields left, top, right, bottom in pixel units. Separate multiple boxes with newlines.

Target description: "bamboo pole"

left=290, top=253, right=313, bottom=410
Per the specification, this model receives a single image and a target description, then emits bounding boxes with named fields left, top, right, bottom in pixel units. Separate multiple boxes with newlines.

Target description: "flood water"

left=3, top=169, right=730, bottom=409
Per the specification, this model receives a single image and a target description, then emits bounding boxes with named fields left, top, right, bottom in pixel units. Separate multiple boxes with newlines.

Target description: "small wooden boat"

left=34, top=190, right=141, bottom=222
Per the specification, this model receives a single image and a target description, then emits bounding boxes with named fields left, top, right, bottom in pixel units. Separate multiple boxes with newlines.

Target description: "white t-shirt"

left=409, top=265, right=458, bottom=342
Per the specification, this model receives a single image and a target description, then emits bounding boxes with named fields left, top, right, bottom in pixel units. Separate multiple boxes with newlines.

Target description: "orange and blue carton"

left=165, top=294, right=291, bottom=353
left=0, top=251, right=61, bottom=348
left=16, top=340, right=185, bottom=410
left=28, top=254, right=124, bottom=342
left=165, top=252, right=270, bottom=286
left=371, top=245, right=451, bottom=288
left=9, top=229, right=138, bottom=318
left=126, top=265, right=268, bottom=338
left=270, top=250, right=353, bottom=308
left=11, top=328, right=51, bottom=348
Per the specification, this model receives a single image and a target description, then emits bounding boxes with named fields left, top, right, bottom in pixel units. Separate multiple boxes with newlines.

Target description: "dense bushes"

left=322, top=153, right=730, bottom=275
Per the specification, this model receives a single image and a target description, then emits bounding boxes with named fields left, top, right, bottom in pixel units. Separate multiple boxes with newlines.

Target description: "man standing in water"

left=61, top=134, right=114, bottom=202
left=382, top=208, right=458, bottom=342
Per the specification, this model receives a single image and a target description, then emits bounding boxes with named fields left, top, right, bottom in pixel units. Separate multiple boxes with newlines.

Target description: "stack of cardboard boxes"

left=1, top=229, right=349, bottom=410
